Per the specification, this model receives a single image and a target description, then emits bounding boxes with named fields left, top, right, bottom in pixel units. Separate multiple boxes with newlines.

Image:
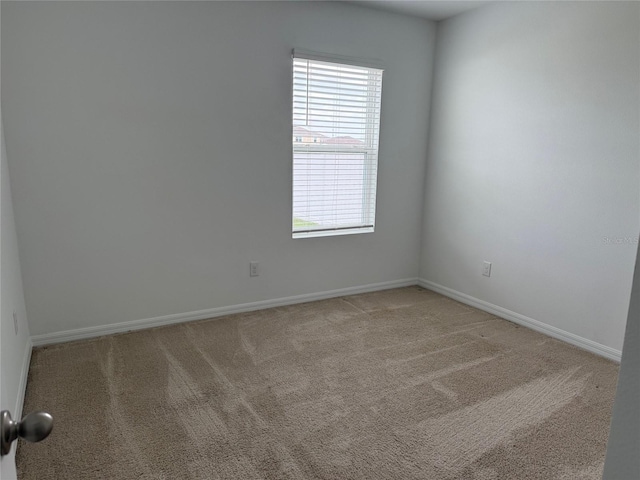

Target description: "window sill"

left=292, top=226, right=374, bottom=239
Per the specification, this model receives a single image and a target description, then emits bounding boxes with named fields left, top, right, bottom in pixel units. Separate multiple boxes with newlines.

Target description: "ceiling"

left=347, top=1, right=492, bottom=21
left=21, top=0, right=491, bottom=22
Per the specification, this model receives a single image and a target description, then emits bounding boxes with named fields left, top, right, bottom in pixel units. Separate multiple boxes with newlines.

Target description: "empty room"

left=1, top=1, right=638, bottom=479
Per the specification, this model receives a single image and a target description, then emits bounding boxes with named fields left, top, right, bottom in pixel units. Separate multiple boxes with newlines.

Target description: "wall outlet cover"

left=483, top=261, right=492, bottom=277
left=250, top=261, right=259, bottom=277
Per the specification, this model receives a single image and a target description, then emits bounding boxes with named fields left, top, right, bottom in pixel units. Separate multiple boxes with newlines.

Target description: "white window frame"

left=291, top=50, right=384, bottom=239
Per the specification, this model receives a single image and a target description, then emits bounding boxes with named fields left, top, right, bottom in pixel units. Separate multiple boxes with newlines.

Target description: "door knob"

left=1, top=410, right=53, bottom=455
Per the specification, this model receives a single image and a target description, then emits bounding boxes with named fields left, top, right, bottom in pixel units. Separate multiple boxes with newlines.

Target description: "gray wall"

left=603, top=241, right=639, bottom=478
left=421, top=1, right=640, bottom=351
left=1, top=1, right=436, bottom=336
left=0, top=116, right=31, bottom=479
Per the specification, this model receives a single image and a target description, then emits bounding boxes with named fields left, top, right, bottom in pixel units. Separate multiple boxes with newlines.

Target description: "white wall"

left=603, top=241, right=640, bottom=478
left=421, top=1, right=640, bottom=352
left=1, top=1, right=436, bottom=336
left=0, top=116, right=32, bottom=479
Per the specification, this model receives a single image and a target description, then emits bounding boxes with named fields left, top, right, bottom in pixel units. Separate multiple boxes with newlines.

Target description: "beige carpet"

left=17, top=287, right=618, bottom=479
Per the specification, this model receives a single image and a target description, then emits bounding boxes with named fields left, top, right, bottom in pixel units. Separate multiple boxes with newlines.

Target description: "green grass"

left=293, top=217, right=318, bottom=227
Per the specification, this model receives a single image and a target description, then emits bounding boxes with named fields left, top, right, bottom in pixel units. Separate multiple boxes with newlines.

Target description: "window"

left=292, top=51, right=383, bottom=238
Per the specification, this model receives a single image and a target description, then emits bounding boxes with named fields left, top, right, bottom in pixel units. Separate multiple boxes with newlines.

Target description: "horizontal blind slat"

left=294, top=64, right=380, bottom=81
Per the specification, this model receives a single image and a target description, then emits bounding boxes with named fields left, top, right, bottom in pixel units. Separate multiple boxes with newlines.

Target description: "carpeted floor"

left=17, top=286, right=618, bottom=479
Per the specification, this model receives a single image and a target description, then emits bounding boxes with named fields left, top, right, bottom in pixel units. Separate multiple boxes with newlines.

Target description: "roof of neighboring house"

left=321, top=136, right=364, bottom=145
left=293, top=126, right=326, bottom=138
left=293, top=126, right=363, bottom=145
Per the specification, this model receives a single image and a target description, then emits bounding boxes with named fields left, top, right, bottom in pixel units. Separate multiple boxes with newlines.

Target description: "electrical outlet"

left=482, top=261, right=492, bottom=277
left=250, top=261, right=259, bottom=277
left=13, top=311, right=19, bottom=335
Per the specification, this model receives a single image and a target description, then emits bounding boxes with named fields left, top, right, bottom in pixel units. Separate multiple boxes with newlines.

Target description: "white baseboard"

left=31, top=278, right=419, bottom=347
left=417, top=278, right=621, bottom=363
left=30, top=277, right=621, bottom=363
left=15, top=337, right=33, bottom=418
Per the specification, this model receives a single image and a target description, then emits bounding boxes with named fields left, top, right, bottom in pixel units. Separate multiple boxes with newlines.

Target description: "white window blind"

left=292, top=52, right=383, bottom=238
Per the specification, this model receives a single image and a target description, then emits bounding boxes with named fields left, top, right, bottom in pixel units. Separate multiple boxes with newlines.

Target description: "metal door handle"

left=1, top=410, right=53, bottom=455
